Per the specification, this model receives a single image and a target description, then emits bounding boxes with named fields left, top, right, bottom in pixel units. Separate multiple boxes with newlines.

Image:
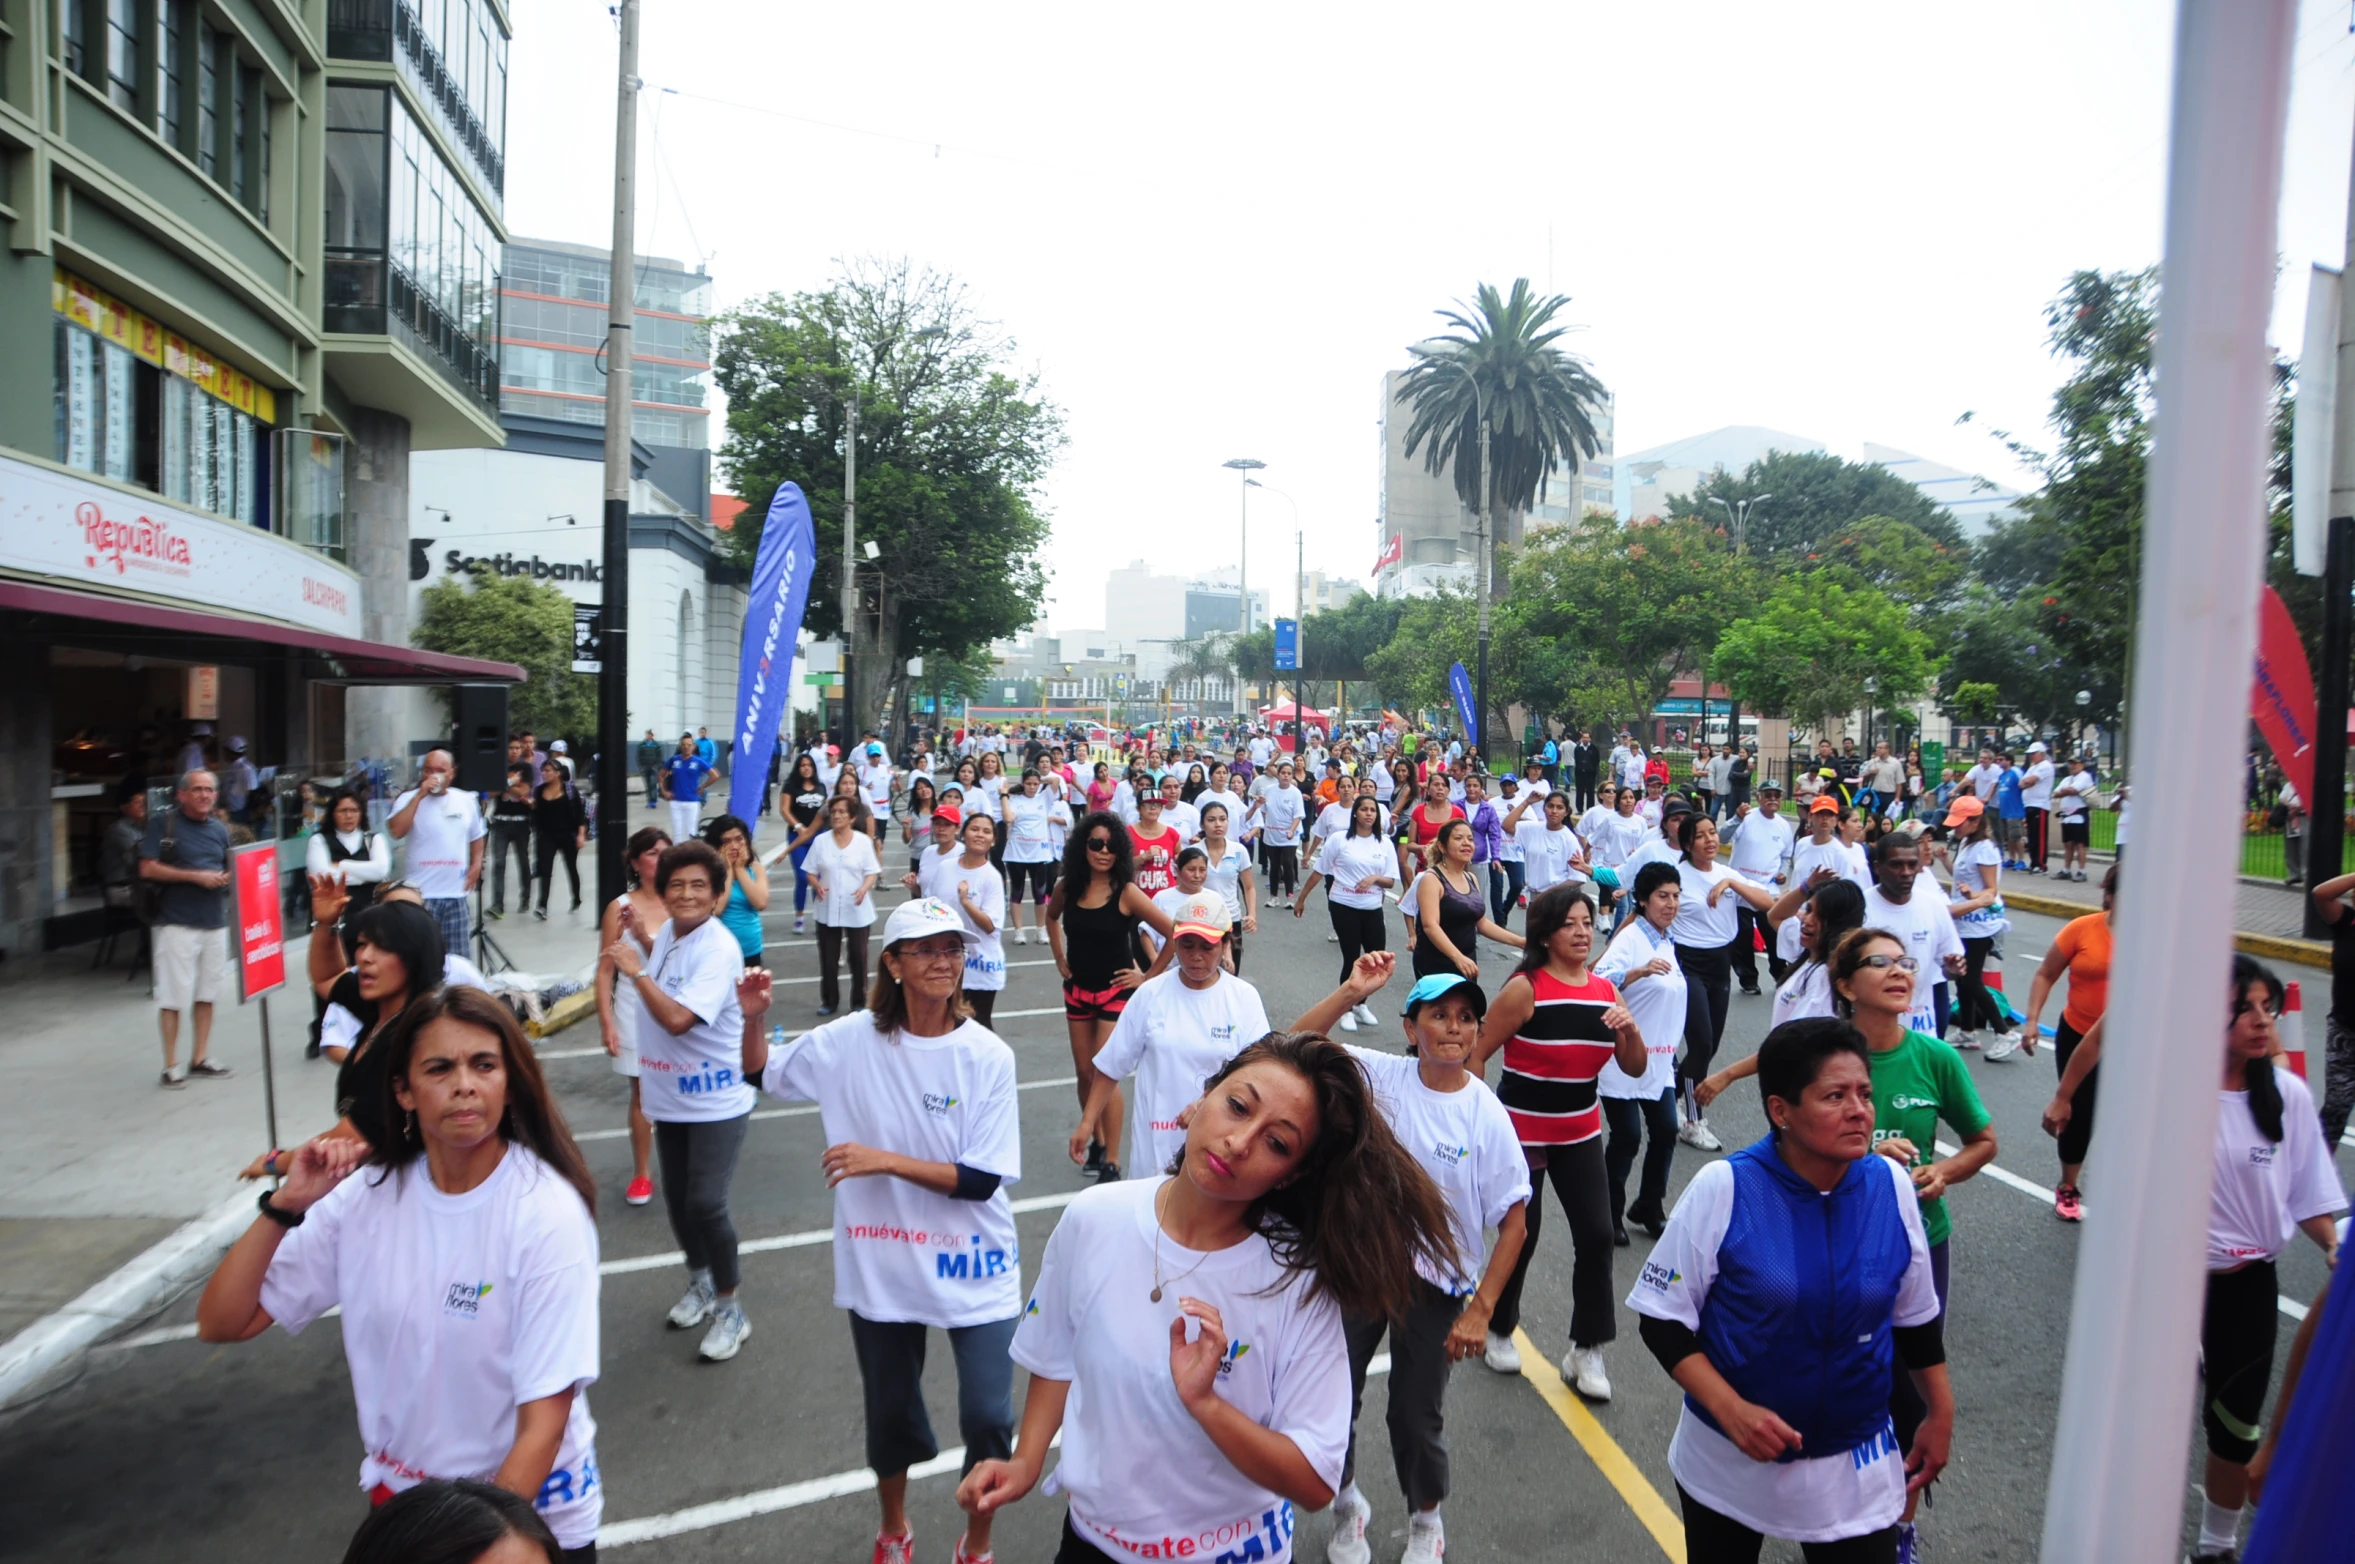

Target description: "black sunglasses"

left=1085, top=836, right=1115, bottom=851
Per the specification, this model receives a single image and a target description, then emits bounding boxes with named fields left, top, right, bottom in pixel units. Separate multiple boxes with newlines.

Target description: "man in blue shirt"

left=695, top=727, right=718, bottom=769
left=1541, top=733, right=1561, bottom=786
left=662, top=732, right=712, bottom=844
left=1993, top=751, right=2028, bottom=868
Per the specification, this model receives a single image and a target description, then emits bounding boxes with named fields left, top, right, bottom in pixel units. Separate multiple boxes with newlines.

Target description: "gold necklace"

left=1150, top=1181, right=1212, bottom=1304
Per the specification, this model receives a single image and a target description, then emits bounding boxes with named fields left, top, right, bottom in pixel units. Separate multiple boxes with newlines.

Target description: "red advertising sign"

left=2251, top=585, right=2318, bottom=807
left=232, top=842, right=287, bottom=1001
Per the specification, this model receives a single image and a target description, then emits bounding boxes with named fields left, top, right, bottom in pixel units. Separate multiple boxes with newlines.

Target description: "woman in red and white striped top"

left=1473, top=883, right=1645, bottom=1402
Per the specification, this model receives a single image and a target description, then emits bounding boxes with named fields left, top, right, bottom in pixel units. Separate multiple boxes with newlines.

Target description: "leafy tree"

left=1934, top=586, right=2092, bottom=739
left=1801, top=514, right=1968, bottom=605
left=411, top=574, right=596, bottom=739
left=1669, top=449, right=1967, bottom=561
left=1713, top=575, right=1939, bottom=735
left=713, top=259, right=1065, bottom=740
left=1392, top=279, right=1609, bottom=591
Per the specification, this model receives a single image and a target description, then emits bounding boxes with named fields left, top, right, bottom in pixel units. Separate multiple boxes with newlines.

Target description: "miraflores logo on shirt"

left=933, top=1229, right=1016, bottom=1283
left=922, top=1092, right=962, bottom=1116
left=1207, top=1021, right=1239, bottom=1043
left=1431, top=1141, right=1469, bottom=1167
left=1637, top=1258, right=1682, bottom=1292
left=443, top=1279, right=493, bottom=1318
left=1215, top=1340, right=1253, bottom=1377
left=2248, top=1143, right=2278, bottom=1168
left=1092, top=1501, right=1296, bottom=1562
left=642, top=1056, right=739, bottom=1097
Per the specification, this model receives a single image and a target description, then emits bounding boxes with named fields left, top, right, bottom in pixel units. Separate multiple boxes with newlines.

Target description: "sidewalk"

left=1998, top=858, right=2334, bottom=969
left=0, top=801, right=798, bottom=1407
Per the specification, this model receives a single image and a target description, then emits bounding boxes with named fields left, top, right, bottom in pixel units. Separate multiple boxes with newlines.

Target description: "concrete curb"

left=1998, top=889, right=2334, bottom=971
left=529, top=988, right=597, bottom=1039
left=0, top=1186, right=256, bottom=1412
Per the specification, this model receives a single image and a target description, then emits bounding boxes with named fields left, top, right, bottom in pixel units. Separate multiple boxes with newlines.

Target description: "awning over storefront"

left=0, top=579, right=525, bottom=685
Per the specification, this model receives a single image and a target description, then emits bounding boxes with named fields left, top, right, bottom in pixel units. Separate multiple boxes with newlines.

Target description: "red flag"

left=2251, top=584, right=2319, bottom=804
left=1372, top=534, right=1403, bottom=574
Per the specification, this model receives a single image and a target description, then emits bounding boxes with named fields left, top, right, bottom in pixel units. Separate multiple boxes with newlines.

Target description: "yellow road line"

left=1512, top=1328, right=1685, bottom=1562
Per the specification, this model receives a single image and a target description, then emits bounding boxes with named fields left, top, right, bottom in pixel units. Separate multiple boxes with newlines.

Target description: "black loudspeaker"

left=452, top=684, right=510, bottom=792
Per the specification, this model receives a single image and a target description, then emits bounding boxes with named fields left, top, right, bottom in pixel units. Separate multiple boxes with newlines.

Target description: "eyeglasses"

left=897, top=941, right=966, bottom=964
left=1085, top=837, right=1115, bottom=851
left=1857, top=954, right=1920, bottom=973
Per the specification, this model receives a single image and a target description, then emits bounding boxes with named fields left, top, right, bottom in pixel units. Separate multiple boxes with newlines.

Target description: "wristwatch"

left=257, top=1188, right=304, bottom=1228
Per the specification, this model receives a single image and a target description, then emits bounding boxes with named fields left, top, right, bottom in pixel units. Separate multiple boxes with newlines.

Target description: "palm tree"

left=1394, top=278, right=1608, bottom=594
left=1176, top=633, right=1230, bottom=713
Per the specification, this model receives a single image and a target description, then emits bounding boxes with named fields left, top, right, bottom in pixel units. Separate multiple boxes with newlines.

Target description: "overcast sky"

left=504, top=1, right=2355, bottom=637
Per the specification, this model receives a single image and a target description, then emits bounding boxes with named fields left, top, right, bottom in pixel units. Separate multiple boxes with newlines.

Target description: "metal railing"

left=323, top=253, right=501, bottom=414
left=327, top=0, right=506, bottom=199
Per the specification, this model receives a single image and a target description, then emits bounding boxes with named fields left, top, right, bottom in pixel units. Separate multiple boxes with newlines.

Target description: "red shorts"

left=1063, top=979, right=1134, bottom=1024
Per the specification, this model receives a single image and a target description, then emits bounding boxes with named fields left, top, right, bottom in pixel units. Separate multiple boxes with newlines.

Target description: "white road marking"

left=1934, top=1142, right=2311, bottom=1321
left=599, top=1355, right=1397, bottom=1548
left=571, top=1077, right=1080, bottom=1142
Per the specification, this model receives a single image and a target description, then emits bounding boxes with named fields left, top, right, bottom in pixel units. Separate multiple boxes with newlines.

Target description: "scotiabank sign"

left=0, top=453, right=360, bottom=637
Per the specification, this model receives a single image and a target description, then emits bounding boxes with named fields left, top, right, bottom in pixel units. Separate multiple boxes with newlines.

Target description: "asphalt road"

left=1, top=882, right=2344, bottom=1563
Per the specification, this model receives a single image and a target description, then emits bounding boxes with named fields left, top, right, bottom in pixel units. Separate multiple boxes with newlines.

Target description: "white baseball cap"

left=551, top=739, right=569, bottom=753
left=1169, top=893, right=1232, bottom=942
left=882, top=896, right=965, bottom=950
left=2027, top=741, right=2047, bottom=754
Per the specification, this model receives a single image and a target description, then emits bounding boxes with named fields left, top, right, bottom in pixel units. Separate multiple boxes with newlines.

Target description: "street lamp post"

left=1223, top=458, right=1265, bottom=719
left=1246, top=477, right=1303, bottom=751
left=1707, top=492, right=1774, bottom=556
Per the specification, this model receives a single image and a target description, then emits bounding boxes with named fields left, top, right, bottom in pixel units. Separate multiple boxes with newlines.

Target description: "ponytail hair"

left=2230, top=953, right=2288, bottom=1143
left=1190, top=1031, right=1460, bottom=1322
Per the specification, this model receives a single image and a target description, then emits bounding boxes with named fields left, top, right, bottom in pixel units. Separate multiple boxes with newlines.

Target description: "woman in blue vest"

left=1626, top=1016, right=1953, bottom=1563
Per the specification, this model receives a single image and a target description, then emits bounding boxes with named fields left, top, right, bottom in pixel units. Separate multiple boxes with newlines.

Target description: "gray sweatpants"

left=1342, top=1279, right=1465, bottom=1511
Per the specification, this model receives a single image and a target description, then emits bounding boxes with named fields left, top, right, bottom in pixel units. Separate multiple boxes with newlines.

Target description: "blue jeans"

left=1488, top=859, right=1525, bottom=926
left=789, top=841, right=812, bottom=913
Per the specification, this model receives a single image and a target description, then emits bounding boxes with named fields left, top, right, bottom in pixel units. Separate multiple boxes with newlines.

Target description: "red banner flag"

left=2252, top=584, right=2318, bottom=805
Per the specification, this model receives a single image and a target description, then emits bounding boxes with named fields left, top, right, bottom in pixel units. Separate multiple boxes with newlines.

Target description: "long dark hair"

left=339, top=1478, right=560, bottom=1564
left=790, top=752, right=822, bottom=790
left=371, top=985, right=598, bottom=1217
left=1182, top=764, right=1208, bottom=804
left=2231, top=953, right=2288, bottom=1142
left=907, top=775, right=938, bottom=819
left=351, top=900, right=444, bottom=1002
left=1191, top=1032, right=1460, bottom=1322
left=1060, top=809, right=1133, bottom=893
left=702, top=813, right=755, bottom=857
left=1516, top=880, right=1596, bottom=977
left=1802, top=878, right=1867, bottom=966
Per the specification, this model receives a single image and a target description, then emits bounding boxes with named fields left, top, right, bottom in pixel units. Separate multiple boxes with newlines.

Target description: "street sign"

left=571, top=604, right=602, bottom=674
left=232, top=842, right=286, bottom=1001
left=805, top=672, right=839, bottom=687
left=1274, top=618, right=1299, bottom=671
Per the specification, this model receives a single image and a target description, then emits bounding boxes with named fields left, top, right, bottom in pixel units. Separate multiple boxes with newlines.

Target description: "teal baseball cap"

left=1402, top=972, right=1488, bottom=1019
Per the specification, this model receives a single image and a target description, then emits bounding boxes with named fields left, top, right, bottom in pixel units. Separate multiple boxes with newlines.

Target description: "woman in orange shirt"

left=2021, top=863, right=2114, bottom=1222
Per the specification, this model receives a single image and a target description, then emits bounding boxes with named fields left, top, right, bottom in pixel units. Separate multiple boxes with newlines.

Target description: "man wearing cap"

left=2021, top=740, right=2056, bottom=873
left=548, top=737, right=574, bottom=782
left=662, top=732, right=713, bottom=845
left=858, top=742, right=897, bottom=826
left=1725, top=783, right=1794, bottom=992
left=1070, top=890, right=1269, bottom=1183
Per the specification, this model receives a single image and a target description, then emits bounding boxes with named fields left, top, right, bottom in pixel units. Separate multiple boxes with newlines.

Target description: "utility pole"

left=841, top=398, right=860, bottom=750
left=1295, top=529, right=1306, bottom=753
left=2306, top=127, right=2355, bottom=936
left=595, top=0, right=638, bottom=909
left=1474, top=414, right=1492, bottom=766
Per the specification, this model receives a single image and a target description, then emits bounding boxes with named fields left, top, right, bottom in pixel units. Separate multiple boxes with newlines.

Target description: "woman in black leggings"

left=1296, top=793, right=1396, bottom=1033
left=530, top=760, right=586, bottom=918
left=1666, top=813, right=1775, bottom=1151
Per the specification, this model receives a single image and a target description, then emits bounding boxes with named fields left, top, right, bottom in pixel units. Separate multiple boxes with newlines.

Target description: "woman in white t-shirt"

left=805, top=795, right=885, bottom=1016
left=1253, top=762, right=1308, bottom=907
left=1504, top=787, right=1589, bottom=900
left=1937, top=799, right=2019, bottom=1054
left=1594, top=861, right=1689, bottom=1244
left=972, top=750, right=1010, bottom=872
left=1295, top=795, right=1399, bottom=1032
left=745, top=897, right=1027, bottom=1564
left=1002, top=769, right=1064, bottom=947
left=1196, top=801, right=1257, bottom=975
left=594, top=826, right=671, bottom=1209
left=605, top=838, right=758, bottom=1362
left=2177, top=957, right=2346, bottom=1562
left=949, top=810, right=1009, bottom=1027
left=198, top=987, right=605, bottom=1554
left=957, top=1031, right=1460, bottom=1564
left=1667, top=815, right=1777, bottom=1152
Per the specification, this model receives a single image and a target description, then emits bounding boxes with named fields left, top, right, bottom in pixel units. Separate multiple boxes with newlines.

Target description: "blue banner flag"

left=727, top=483, right=818, bottom=822
left=1274, top=619, right=1299, bottom=671
left=1449, top=660, right=1477, bottom=742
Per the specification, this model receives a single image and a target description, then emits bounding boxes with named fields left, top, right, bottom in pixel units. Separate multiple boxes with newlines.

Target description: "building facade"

left=1103, top=559, right=1266, bottom=644
left=0, top=0, right=521, bottom=959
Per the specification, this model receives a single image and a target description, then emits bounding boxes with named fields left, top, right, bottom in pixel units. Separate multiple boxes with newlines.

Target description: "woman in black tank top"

left=1413, top=819, right=1525, bottom=979
left=1042, top=811, right=1177, bottom=1186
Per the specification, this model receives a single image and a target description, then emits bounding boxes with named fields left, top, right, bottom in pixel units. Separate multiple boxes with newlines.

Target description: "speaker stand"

left=472, top=878, right=516, bottom=975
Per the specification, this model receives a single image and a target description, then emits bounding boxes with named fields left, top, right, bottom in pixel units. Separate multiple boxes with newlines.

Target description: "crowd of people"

left=176, top=713, right=2345, bottom=1564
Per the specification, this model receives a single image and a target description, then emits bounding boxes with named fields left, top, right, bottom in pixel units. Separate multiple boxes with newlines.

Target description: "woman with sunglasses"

left=744, top=898, right=1027, bottom=1564
left=1830, top=926, right=1996, bottom=1562
left=1047, top=812, right=1177, bottom=1185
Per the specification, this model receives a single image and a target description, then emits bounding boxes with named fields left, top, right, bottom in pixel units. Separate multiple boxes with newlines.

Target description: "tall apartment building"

left=0, top=0, right=524, bottom=957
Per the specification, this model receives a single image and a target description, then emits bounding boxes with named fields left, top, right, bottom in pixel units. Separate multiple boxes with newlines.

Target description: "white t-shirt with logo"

left=1793, top=836, right=1872, bottom=895
left=1095, top=970, right=1273, bottom=1174
left=393, top=787, right=487, bottom=899
left=2207, top=1073, right=2345, bottom=1270
left=1004, top=791, right=1061, bottom=863
left=805, top=830, right=884, bottom=928
left=1315, top=834, right=1397, bottom=911
left=1201, top=843, right=1254, bottom=924
left=762, top=1013, right=1023, bottom=1327
left=1011, top=1177, right=1350, bottom=1564
left=1347, top=1048, right=1530, bottom=1295
left=1670, top=860, right=1745, bottom=948
left=1861, top=886, right=1964, bottom=1035
left=949, top=858, right=1009, bottom=993
left=1594, top=919, right=1686, bottom=1099
left=1256, top=785, right=1306, bottom=848
left=859, top=760, right=897, bottom=818
left=1727, top=811, right=1793, bottom=884
left=636, top=916, right=754, bottom=1122
left=914, top=842, right=962, bottom=904
left=259, top=1147, right=602, bottom=1548
left=1517, top=820, right=1583, bottom=892
left=1627, top=1155, right=1938, bottom=1543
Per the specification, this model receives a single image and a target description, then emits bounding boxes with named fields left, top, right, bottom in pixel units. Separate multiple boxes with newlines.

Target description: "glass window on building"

left=159, top=0, right=184, bottom=144
left=55, top=315, right=269, bottom=529
left=196, top=25, right=219, bottom=178
left=104, top=0, right=140, bottom=113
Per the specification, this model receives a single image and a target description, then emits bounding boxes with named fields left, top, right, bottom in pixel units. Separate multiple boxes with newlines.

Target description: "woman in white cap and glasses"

left=743, top=897, right=1024, bottom=1564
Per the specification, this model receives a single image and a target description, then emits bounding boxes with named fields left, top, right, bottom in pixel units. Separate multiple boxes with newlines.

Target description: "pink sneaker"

left=873, top=1531, right=915, bottom=1564
left=953, top=1539, right=994, bottom=1564
left=2054, top=1184, right=2084, bottom=1223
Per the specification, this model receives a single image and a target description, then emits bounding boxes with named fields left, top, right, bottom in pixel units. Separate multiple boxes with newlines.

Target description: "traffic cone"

left=2282, top=980, right=2308, bottom=1079
left=1984, top=966, right=2030, bottom=1031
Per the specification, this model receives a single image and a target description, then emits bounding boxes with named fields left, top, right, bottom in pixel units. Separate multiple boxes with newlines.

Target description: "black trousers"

left=533, top=832, right=580, bottom=911
left=1678, top=1485, right=1897, bottom=1563
left=1955, top=937, right=2008, bottom=1032
left=1329, top=901, right=1387, bottom=986
left=1602, top=1089, right=1676, bottom=1226
left=1265, top=843, right=1300, bottom=898
left=817, top=923, right=872, bottom=1011
left=488, top=822, right=532, bottom=909
left=1342, top=1280, right=1463, bottom=1510
left=2053, top=1017, right=2099, bottom=1170
left=1677, top=941, right=1735, bottom=1093
left=1732, top=904, right=1766, bottom=991
left=1574, top=777, right=1598, bottom=812
left=2026, top=806, right=2050, bottom=869
left=653, top=1113, right=750, bottom=1292
left=1491, top=1137, right=1616, bottom=1348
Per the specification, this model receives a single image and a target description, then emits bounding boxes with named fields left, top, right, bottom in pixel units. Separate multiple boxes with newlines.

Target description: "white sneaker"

left=1678, top=1118, right=1723, bottom=1152
left=1482, top=1331, right=1522, bottom=1373
left=1340, top=1012, right=1359, bottom=1032
left=698, top=1301, right=751, bottom=1361
left=1566, top=1345, right=1612, bottom=1402
left=1402, top=1514, right=1445, bottom=1564
left=1353, top=1003, right=1381, bottom=1028
left=1950, top=1030, right=1982, bottom=1051
left=1983, top=1030, right=2023, bottom=1062
left=667, top=1276, right=716, bottom=1330
left=1326, top=1488, right=1373, bottom=1564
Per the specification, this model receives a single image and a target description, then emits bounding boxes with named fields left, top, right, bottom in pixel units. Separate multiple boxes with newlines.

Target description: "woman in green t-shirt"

left=1832, top=926, right=2000, bottom=1558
